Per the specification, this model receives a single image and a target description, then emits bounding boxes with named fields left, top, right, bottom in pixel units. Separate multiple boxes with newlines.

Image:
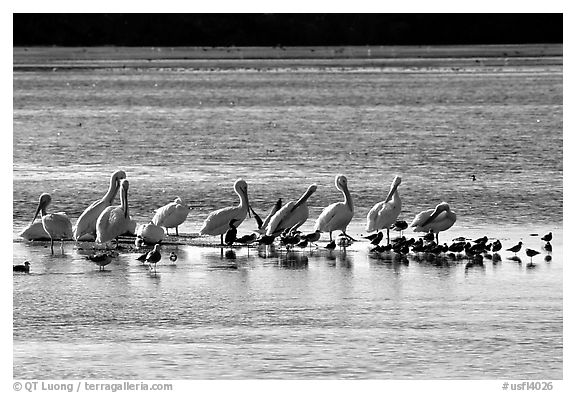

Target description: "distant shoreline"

left=13, top=44, right=563, bottom=71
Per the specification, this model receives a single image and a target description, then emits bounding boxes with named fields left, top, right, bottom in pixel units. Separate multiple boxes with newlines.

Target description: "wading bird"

left=146, top=244, right=162, bottom=272
left=409, top=202, right=457, bottom=244
left=86, top=252, right=113, bottom=271
left=74, top=170, right=126, bottom=241
left=199, top=179, right=251, bottom=245
left=32, top=193, right=73, bottom=254
left=525, top=248, right=540, bottom=264
left=506, top=241, right=523, bottom=255
left=266, top=184, right=317, bottom=236
left=366, top=176, right=402, bottom=245
left=96, top=179, right=131, bottom=248
left=314, top=174, right=355, bottom=242
left=152, top=197, right=190, bottom=236
left=224, top=219, right=238, bottom=246
left=541, top=232, right=552, bottom=242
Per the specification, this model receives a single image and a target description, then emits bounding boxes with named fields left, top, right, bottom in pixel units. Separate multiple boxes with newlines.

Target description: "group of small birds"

left=15, top=170, right=553, bottom=273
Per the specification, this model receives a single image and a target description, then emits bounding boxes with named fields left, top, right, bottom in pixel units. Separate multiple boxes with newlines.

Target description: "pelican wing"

left=19, top=221, right=50, bottom=241
left=200, top=206, right=247, bottom=236
left=43, top=212, right=73, bottom=240
left=153, top=202, right=189, bottom=228
left=96, top=206, right=129, bottom=243
left=73, top=198, right=110, bottom=240
left=315, top=202, right=352, bottom=233
left=266, top=201, right=308, bottom=235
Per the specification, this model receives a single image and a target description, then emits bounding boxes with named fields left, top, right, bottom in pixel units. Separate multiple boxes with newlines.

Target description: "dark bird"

left=13, top=261, right=30, bottom=273
left=146, top=244, right=162, bottom=272
left=325, top=240, right=336, bottom=250
left=471, top=174, right=476, bottom=181
left=236, top=233, right=257, bottom=245
left=257, top=234, right=276, bottom=246
left=371, top=243, right=392, bottom=253
left=541, top=232, right=552, bottom=242
left=473, top=236, right=488, bottom=244
left=370, top=231, right=384, bottom=245
left=423, top=230, right=435, bottom=242
left=506, top=241, right=523, bottom=255
left=392, top=220, right=408, bottom=232
left=544, top=242, right=552, bottom=253
left=448, top=241, right=466, bottom=253
left=303, top=230, right=321, bottom=243
left=136, top=251, right=148, bottom=262
left=363, top=232, right=380, bottom=241
left=525, top=248, right=540, bottom=263
left=86, top=253, right=113, bottom=271
left=490, top=240, right=502, bottom=252
left=169, top=252, right=178, bottom=263
left=224, top=219, right=238, bottom=246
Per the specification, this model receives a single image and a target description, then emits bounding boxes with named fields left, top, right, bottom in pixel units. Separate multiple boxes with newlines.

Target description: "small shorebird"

left=525, top=248, right=540, bottom=264
left=490, top=240, right=502, bottom=252
left=325, top=240, right=336, bottom=250
left=224, top=219, right=238, bottom=246
left=13, top=261, right=30, bottom=273
left=146, top=244, right=162, bottom=272
left=544, top=242, right=552, bottom=253
left=506, top=241, right=523, bottom=255
left=86, top=253, right=113, bottom=271
left=315, top=174, right=355, bottom=242
left=541, top=232, right=552, bottom=242
left=169, top=252, right=178, bottom=263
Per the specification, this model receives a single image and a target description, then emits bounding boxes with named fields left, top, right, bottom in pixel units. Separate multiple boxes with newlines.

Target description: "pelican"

left=254, top=198, right=282, bottom=234
left=73, top=170, right=127, bottom=241
left=366, top=175, right=402, bottom=245
left=314, top=174, right=354, bottom=242
left=199, top=179, right=251, bottom=245
left=96, top=179, right=130, bottom=248
left=152, top=197, right=190, bottom=236
left=136, top=222, right=165, bottom=244
left=410, top=202, right=457, bottom=243
left=266, top=184, right=317, bottom=236
left=32, top=193, right=73, bottom=254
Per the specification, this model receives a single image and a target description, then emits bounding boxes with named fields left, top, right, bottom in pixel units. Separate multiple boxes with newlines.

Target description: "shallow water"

left=13, top=50, right=563, bottom=379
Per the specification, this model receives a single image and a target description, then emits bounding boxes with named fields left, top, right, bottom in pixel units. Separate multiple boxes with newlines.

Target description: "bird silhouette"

left=224, top=219, right=238, bottom=246
left=541, top=232, right=552, bottom=242
left=169, top=252, right=178, bottom=263
left=506, top=241, right=523, bottom=255
left=13, top=261, right=30, bottom=273
left=325, top=240, right=336, bottom=250
left=525, top=248, right=540, bottom=264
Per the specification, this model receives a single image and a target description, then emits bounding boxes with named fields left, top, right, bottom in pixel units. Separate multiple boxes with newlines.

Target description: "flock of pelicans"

left=14, top=170, right=553, bottom=273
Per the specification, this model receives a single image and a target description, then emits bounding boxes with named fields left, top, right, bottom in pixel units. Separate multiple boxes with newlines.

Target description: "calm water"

left=13, top=50, right=563, bottom=379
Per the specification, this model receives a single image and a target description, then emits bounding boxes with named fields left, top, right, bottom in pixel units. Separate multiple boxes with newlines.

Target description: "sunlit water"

left=13, top=52, right=562, bottom=379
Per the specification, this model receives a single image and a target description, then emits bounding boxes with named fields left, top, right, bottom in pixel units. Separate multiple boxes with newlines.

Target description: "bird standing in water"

left=506, top=241, right=523, bottom=256
left=146, top=244, right=162, bottom=272
left=314, top=174, right=354, bottom=242
left=32, top=193, right=73, bottom=254
left=366, top=175, right=402, bottom=245
left=409, top=202, right=457, bottom=244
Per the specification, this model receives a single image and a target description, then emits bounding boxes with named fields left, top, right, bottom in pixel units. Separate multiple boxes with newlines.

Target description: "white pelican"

left=32, top=193, right=73, bottom=254
left=199, top=179, right=251, bottom=245
left=266, top=184, right=317, bottom=236
left=96, top=179, right=130, bottom=247
left=18, top=221, right=50, bottom=241
left=314, top=174, right=354, bottom=242
left=366, top=175, right=402, bottom=245
left=73, top=170, right=126, bottom=241
left=409, top=202, right=457, bottom=243
left=136, top=222, right=165, bottom=244
left=152, top=197, right=190, bottom=236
